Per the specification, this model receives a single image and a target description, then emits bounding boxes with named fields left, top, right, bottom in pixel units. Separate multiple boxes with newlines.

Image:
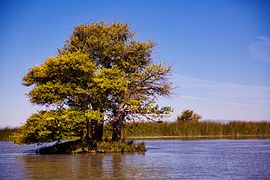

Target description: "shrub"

left=176, top=110, right=202, bottom=123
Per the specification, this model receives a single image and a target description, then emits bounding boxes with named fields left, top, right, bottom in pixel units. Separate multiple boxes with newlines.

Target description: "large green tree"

left=60, top=22, right=173, bottom=141
left=14, top=22, right=172, bottom=148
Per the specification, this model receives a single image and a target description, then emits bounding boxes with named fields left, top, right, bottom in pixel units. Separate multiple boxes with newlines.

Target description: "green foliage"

left=176, top=110, right=202, bottom=123
left=15, top=21, right=172, bottom=145
left=61, top=22, right=153, bottom=73
left=23, top=52, right=96, bottom=106
left=13, top=109, right=104, bottom=144
left=93, top=66, right=129, bottom=95
left=60, top=22, right=173, bottom=120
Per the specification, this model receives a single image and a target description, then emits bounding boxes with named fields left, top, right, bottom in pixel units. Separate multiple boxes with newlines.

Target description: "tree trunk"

left=112, top=112, right=125, bottom=141
left=112, top=120, right=122, bottom=141
left=89, top=119, right=98, bottom=150
left=81, top=119, right=101, bottom=151
left=96, top=120, right=104, bottom=142
left=81, top=119, right=90, bottom=152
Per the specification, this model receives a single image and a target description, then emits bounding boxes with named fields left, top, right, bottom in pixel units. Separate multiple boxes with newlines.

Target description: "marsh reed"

left=1, top=121, right=269, bottom=141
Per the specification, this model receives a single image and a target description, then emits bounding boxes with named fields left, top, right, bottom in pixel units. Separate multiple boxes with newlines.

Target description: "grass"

left=122, top=121, right=270, bottom=137
left=0, top=127, right=18, bottom=141
left=1, top=121, right=269, bottom=154
left=1, top=121, right=270, bottom=142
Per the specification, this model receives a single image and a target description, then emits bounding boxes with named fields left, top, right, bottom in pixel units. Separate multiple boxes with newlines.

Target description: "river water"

left=0, top=140, right=269, bottom=179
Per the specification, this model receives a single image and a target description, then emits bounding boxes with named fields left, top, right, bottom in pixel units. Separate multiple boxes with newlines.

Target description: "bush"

left=176, top=110, right=202, bottom=123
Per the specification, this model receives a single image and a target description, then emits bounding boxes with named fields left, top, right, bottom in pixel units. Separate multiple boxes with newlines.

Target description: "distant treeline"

left=1, top=121, right=270, bottom=141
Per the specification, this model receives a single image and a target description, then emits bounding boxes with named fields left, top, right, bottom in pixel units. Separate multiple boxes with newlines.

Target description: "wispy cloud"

left=173, top=74, right=270, bottom=106
left=249, top=36, right=270, bottom=64
left=180, top=95, right=260, bottom=108
left=160, top=74, right=270, bottom=121
left=258, top=36, right=270, bottom=43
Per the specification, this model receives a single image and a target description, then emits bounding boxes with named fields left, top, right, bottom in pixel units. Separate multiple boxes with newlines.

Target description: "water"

left=0, top=140, right=269, bottom=179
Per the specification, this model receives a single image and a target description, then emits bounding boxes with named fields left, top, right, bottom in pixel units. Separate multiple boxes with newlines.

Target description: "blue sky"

left=0, top=0, right=270, bottom=127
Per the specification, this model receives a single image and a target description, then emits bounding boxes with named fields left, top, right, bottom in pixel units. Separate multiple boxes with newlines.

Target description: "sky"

left=0, top=0, right=270, bottom=127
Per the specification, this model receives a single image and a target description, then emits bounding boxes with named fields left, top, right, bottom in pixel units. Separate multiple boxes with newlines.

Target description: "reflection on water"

left=16, top=154, right=131, bottom=179
left=0, top=140, right=269, bottom=179
left=16, top=153, right=158, bottom=179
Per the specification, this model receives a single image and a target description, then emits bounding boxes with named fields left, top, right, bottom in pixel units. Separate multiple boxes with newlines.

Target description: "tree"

left=60, top=22, right=173, bottom=141
left=176, top=110, right=202, bottom=123
left=109, top=63, right=173, bottom=141
left=14, top=22, right=172, bottom=149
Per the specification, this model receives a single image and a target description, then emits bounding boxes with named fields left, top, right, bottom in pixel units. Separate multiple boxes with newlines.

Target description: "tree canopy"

left=14, top=22, right=172, bottom=149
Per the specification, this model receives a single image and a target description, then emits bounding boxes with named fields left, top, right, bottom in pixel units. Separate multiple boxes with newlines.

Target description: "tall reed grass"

left=1, top=121, right=269, bottom=141
left=121, top=121, right=270, bottom=137
left=0, top=127, right=18, bottom=141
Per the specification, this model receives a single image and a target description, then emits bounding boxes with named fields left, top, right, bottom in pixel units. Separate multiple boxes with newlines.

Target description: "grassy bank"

left=121, top=121, right=270, bottom=138
left=0, top=127, right=18, bottom=141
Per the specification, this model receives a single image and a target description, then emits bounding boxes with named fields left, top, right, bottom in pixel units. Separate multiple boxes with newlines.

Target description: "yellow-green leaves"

left=93, top=66, right=129, bottom=94
left=61, top=22, right=152, bottom=73
left=24, top=52, right=95, bottom=85
left=85, top=110, right=104, bottom=121
left=65, top=22, right=134, bottom=55
left=22, top=65, right=46, bottom=86
left=23, top=52, right=96, bottom=106
left=13, top=109, right=90, bottom=144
